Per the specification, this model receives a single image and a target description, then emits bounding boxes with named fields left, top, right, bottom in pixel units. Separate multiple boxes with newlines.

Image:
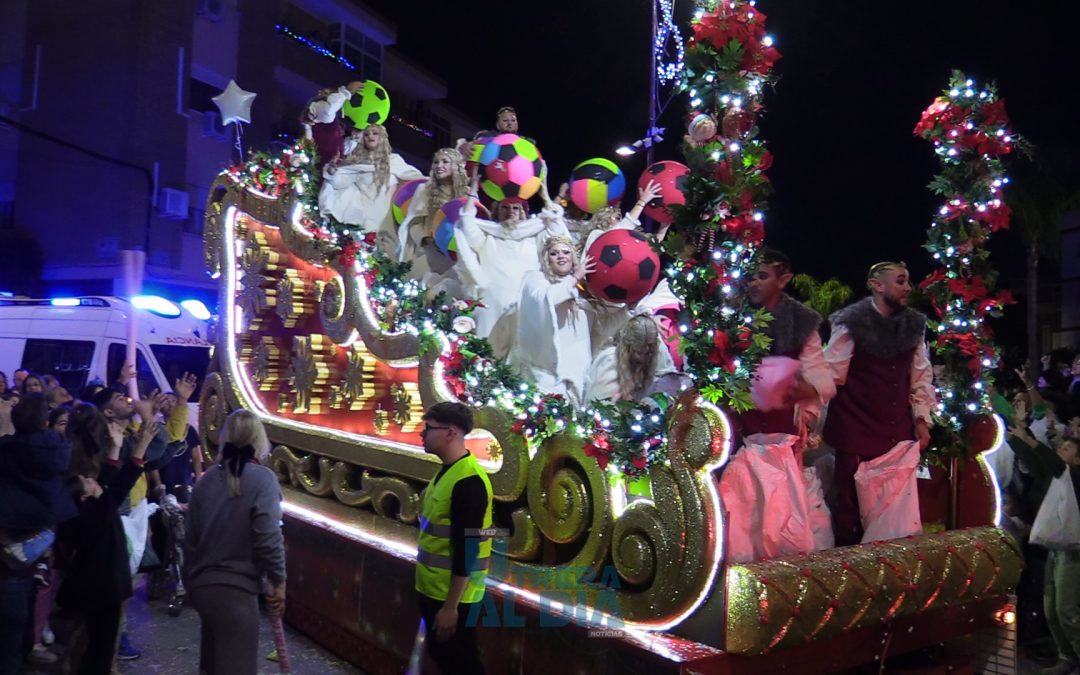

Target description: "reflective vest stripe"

left=419, top=518, right=452, bottom=538
left=419, top=519, right=495, bottom=540
left=417, top=549, right=491, bottom=572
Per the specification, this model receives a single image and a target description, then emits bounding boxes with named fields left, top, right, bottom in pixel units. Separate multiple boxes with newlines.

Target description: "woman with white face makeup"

left=396, top=148, right=469, bottom=282
left=507, top=237, right=596, bottom=406
left=318, top=124, right=423, bottom=254
left=453, top=167, right=571, bottom=358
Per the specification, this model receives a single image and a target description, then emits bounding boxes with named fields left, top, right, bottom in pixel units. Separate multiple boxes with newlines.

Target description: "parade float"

left=199, top=2, right=1021, bottom=672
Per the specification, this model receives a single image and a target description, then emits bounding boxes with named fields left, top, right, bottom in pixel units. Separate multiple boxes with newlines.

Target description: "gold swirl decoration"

left=526, top=434, right=612, bottom=565
left=607, top=396, right=729, bottom=625
left=316, top=261, right=420, bottom=363
left=197, top=371, right=229, bottom=459
left=269, top=445, right=334, bottom=497
left=317, top=274, right=358, bottom=346
left=724, top=526, right=1022, bottom=655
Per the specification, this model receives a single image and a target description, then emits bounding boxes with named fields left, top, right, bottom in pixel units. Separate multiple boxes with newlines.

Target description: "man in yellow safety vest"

left=415, top=402, right=493, bottom=674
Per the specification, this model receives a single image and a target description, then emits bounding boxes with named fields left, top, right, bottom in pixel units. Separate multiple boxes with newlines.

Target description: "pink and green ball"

left=478, top=134, right=543, bottom=201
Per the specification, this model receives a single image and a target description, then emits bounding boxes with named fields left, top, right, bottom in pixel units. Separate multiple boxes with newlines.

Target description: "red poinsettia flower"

left=708, top=331, right=737, bottom=372
left=914, top=98, right=952, bottom=136
left=918, top=268, right=946, bottom=291
left=363, top=232, right=378, bottom=246
left=338, top=238, right=361, bottom=267
left=584, top=435, right=612, bottom=470
left=756, top=150, right=774, bottom=171
left=713, top=159, right=735, bottom=185
left=510, top=418, right=526, bottom=434
left=981, top=99, right=1008, bottom=126
left=946, top=276, right=988, bottom=304
left=630, top=453, right=649, bottom=471
left=736, top=326, right=753, bottom=350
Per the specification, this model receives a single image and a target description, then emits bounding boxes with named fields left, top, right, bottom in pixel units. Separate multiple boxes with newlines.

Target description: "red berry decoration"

left=585, top=229, right=661, bottom=305
left=638, top=161, right=690, bottom=225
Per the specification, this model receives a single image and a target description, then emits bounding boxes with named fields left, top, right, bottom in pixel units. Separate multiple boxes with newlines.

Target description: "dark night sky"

left=361, top=0, right=1080, bottom=295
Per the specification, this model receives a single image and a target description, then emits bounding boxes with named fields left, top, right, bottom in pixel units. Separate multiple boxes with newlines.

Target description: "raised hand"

left=134, top=420, right=161, bottom=459
left=637, top=179, right=663, bottom=206
left=174, top=372, right=199, bottom=403
left=575, top=253, right=597, bottom=282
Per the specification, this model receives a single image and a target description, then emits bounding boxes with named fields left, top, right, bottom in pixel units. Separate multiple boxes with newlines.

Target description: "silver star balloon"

left=212, top=80, right=256, bottom=126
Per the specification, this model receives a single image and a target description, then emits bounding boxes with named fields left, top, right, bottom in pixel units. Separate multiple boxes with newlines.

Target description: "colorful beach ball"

left=342, top=80, right=390, bottom=128
left=391, top=178, right=427, bottom=224
left=638, top=161, right=690, bottom=225
left=431, top=197, right=489, bottom=261
left=477, top=134, right=543, bottom=202
left=569, top=158, right=625, bottom=214
left=464, top=136, right=493, bottom=177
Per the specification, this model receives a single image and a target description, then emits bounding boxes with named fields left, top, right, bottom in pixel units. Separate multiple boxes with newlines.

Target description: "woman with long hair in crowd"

left=184, top=410, right=285, bottom=675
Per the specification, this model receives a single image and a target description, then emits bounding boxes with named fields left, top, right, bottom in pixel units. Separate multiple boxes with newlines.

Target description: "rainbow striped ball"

left=478, top=134, right=543, bottom=202
left=391, top=178, right=428, bottom=224
left=569, top=158, right=625, bottom=214
left=431, top=197, right=490, bottom=261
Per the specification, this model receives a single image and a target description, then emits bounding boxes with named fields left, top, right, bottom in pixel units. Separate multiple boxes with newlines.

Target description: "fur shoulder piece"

left=767, top=294, right=822, bottom=357
left=830, top=297, right=926, bottom=358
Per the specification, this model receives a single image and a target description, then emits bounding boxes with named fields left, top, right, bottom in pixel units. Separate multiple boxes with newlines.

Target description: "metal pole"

left=647, top=0, right=658, bottom=168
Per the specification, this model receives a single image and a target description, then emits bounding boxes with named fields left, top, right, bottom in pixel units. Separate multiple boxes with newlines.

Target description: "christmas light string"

left=655, top=0, right=686, bottom=85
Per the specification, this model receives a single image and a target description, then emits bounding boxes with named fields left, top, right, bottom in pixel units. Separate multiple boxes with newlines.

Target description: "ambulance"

left=0, top=295, right=213, bottom=401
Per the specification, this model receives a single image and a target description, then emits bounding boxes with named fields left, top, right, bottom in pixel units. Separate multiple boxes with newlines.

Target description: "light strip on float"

left=976, top=413, right=1006, bottom=527
left=50, top=298, right=80, bottom=307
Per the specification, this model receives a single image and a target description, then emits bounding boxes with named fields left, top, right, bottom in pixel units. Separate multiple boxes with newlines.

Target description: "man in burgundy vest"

left=823, top=262, right=935, bottom=546
left=302, top=81, right=362, bottom=172
left=736, top=249, right=835, bottom=440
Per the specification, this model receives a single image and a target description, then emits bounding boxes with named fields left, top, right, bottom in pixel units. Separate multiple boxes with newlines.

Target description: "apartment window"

left=328, top=23, right=382, bottom=80
left=428, top=113, right=450, bottom=149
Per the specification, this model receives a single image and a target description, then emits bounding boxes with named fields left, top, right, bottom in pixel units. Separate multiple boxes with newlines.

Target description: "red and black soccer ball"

left=585, top=229, right=661, bottom=305
left=639, top=161, right=689, bottom=225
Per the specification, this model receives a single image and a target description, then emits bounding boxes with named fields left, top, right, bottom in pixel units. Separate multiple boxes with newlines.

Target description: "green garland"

left=661, top=0, right=781, bottom=410
left=914, top=71, right=1019, bottom=461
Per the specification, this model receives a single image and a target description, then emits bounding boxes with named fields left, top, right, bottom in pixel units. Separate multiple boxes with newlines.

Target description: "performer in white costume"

left=396, top=148, right=469, bottom=284
left=318, top=124, right=423, bottom=254
left=508, top=238, right=595, bottom=406
left=454, top=169, right=571, bottom=357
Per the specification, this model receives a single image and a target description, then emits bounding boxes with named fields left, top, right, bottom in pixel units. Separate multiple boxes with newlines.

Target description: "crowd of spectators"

left=0, top=366, right=285, bottom=675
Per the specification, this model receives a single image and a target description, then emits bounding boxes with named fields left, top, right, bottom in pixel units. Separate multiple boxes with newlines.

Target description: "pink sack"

left=804, top=467, right=834, bottom=550
left=718, top=433, right=815, bottom=562
left=750, top=356, right=801, bottom=412
left=854, top=440, right=923, bottom=542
